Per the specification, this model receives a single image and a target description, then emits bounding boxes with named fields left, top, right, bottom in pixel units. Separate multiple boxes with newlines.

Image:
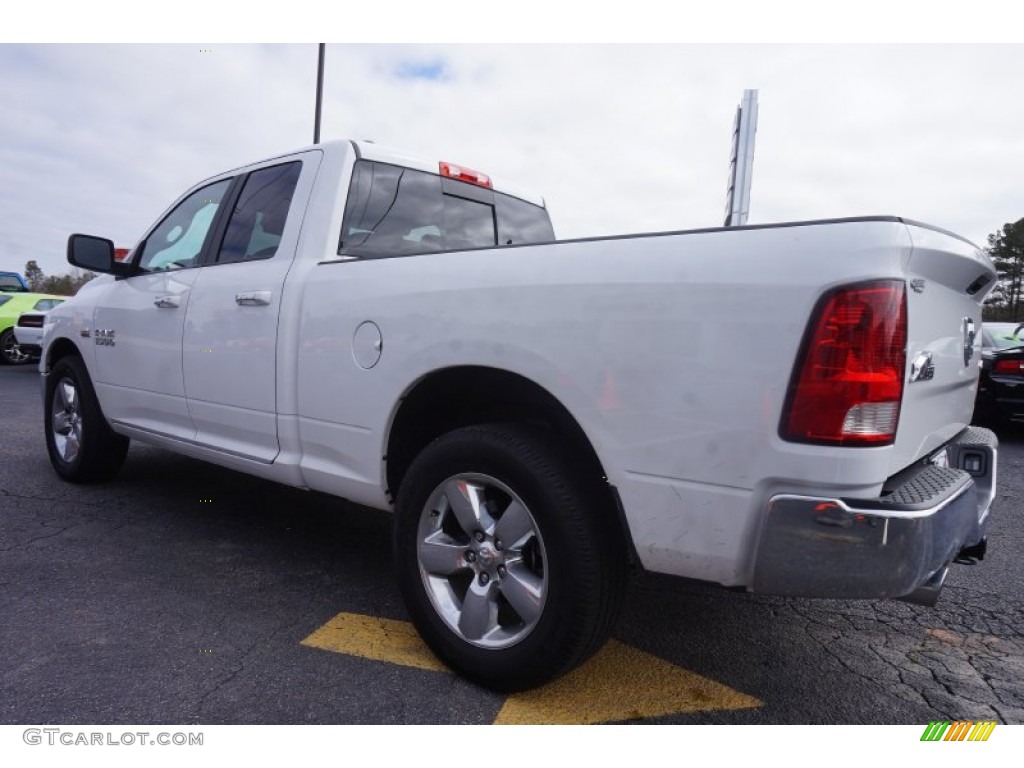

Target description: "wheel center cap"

left=477, top=545, right=496, bottom=566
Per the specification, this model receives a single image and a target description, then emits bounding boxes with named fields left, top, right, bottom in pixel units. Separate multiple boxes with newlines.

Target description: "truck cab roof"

left=227, top=139, right=546, bottom=210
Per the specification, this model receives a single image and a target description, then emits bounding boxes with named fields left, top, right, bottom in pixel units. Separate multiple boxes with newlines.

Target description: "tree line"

left=983, top=218, right=1024, bottom=321
left=23, top=260, right=96, bottom=296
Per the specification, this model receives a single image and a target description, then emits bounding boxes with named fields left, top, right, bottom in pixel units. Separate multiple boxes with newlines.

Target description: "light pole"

left=314, top=43, right=325, bottom=144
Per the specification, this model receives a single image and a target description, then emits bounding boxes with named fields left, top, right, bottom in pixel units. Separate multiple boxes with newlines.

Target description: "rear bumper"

left=976, top=387, right=1024, bottom=423
left=751, top=426, right=996, bottom=601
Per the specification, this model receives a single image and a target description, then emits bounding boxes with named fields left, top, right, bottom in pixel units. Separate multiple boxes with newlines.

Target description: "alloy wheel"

left=51, top=376, right=82, bottom=464
left=416, top=473, right=547, bottom=649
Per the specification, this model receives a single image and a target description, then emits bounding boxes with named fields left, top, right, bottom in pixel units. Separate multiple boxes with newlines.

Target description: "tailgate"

left=891, top=222, right=997, bottom=473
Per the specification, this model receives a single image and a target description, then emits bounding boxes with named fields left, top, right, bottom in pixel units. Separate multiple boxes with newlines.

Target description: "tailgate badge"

left=910, top=278, right=926, bottom=293
left=909, top=351, right=934, bottom=382
left=962, top=317, right=976, bottom=367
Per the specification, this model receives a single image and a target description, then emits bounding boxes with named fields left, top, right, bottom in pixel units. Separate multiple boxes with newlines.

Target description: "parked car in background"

left=0, top=293, right=66, bottom=364
left=14, top=308, right=59, bottom=360
left=974, top=322, right=1024, bottom=426
left=0, top=271, right=30, bottom=293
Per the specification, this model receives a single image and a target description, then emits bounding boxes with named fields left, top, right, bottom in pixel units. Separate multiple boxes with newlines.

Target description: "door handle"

left=154, top=295, right=181, bottom=308
left=235, top=291, right=272, bottom=307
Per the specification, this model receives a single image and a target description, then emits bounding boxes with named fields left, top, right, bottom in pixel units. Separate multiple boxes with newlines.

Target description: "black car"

left=974, top=322, right=1024, bottom=426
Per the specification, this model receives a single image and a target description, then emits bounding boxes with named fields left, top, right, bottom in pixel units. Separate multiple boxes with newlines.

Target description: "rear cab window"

left=339, top=160, right=554, bottom=258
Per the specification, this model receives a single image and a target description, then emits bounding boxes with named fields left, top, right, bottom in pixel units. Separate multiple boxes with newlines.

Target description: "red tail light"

left=17, top=315, right=44, bottom=328
left=993, top=359, right=1024, bottom=374
left=781, top=280, right=907, bottom=446
left=439, top=161, right=492, bottom=189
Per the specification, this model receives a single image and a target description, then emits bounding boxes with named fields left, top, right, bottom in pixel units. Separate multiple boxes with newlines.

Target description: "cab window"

left=216, top=162, right=302, bottom=264
left=139, top=179, right=232, bottom=272
left=339, top=159, right=553, bottom=258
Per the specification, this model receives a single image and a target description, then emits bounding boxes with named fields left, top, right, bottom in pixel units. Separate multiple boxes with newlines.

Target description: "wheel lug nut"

left=494, top=539, right=503, bottom=551
left=474, top=531, right=485, bottom=542
left=497, top=565, right=506, bottom=577
left=465, top=551, right=476, bottom=563
left=479, top=573, right=489, bottom=585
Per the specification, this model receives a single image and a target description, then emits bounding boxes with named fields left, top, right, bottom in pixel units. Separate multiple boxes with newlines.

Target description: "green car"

left=0, top=292, right=67, bottom=364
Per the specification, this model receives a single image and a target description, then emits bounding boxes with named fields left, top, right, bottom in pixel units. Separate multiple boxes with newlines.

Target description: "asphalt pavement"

left=1, top=363, right=1022, bottom=724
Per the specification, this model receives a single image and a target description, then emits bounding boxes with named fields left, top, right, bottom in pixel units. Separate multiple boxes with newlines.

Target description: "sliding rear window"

left=339, top=160, right=553, bottom=258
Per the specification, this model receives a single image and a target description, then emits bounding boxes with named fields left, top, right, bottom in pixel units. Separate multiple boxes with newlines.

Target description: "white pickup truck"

left=43, top=140, right=998, bottom=691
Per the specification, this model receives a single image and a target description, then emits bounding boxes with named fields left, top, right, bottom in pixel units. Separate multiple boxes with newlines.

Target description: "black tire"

left=394, top=423, right=627, bottom=691
left=44, top=354, right=129, bottom=483
left=0, top=328, right=30, bottom=365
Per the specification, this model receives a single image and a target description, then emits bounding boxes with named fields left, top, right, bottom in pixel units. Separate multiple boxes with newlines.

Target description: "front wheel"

left=0, top=328, right=30, bottom=365
left=44, top=355, right=129, bottom=482
left=394, top=424, right=626, bottom=691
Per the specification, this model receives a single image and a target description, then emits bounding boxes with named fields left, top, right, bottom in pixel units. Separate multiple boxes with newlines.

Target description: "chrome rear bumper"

left=751, top=426, right=996, bottom=602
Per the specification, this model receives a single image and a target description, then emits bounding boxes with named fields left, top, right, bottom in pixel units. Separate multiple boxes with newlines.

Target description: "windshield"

left=984, top=323, right=1024, bottom=349
left=0, top=274, right=27, bottom=292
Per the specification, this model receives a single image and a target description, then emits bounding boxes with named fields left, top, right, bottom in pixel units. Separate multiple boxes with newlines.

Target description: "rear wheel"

left=44, top=355, right=129, bottom=482
left=394, top=423, right=626, bottom=691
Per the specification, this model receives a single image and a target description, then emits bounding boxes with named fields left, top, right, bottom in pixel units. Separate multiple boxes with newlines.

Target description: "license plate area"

left=933, top=427, right=997, bottom=523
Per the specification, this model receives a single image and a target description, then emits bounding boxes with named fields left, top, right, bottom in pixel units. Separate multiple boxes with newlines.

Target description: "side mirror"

left=67, top=234, right=131, bottom=276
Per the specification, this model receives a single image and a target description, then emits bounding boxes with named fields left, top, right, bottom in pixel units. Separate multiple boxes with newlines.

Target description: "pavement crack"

left=0, top=488, right=110, bottom=510
left=0, top=522, right=79, bottom=552
left=196, top=596, right=318, bottom=719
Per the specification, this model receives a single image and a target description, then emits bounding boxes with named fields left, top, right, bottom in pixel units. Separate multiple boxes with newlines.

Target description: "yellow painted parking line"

left=300, top=611, right=448, bottom=673
left=302, top=611, right=763, bottom=724
left=495, top=639, right=762, bottom=724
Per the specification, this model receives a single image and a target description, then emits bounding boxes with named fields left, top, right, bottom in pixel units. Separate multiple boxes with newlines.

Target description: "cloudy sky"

left=3, top=39, right=1023, bottom=278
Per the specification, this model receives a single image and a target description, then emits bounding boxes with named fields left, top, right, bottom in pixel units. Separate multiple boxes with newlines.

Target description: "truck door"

left=182, top=151, right=321, bottom=462
left=91, top=178, right=233, bottom=442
